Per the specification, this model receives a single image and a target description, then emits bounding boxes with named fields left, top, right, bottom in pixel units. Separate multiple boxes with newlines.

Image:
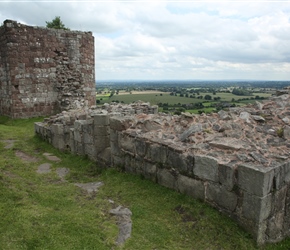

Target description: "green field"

left=97, top=91, right=271, bottom=106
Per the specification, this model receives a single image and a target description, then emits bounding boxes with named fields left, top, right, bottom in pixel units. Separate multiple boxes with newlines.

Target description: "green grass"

left=97, top=92, right=271, bottom=106
left=0, top=115, right=289, bottom=249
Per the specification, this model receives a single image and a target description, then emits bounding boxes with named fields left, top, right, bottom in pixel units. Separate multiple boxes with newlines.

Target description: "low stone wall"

left=35, top=98, right=290, bottom=245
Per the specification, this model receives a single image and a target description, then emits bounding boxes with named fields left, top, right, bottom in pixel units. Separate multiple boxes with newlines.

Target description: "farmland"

left=95, top=80, right=279, bottom=114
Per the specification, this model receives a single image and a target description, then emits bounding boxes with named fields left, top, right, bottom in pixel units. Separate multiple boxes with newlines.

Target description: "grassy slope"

left=0, top=116, right=289, bottom=249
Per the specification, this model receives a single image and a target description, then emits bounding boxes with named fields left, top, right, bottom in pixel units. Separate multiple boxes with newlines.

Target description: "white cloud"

left=0, top=1, right=290, bottom=80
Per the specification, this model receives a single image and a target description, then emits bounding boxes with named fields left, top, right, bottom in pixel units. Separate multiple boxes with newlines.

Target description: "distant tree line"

left=232, top=88, right=251, bottom=96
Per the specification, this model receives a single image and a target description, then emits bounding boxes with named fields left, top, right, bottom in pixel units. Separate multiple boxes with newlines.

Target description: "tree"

left=46, top=16, right=69, bottom=30
left=204, top=94, right=212, bottom=100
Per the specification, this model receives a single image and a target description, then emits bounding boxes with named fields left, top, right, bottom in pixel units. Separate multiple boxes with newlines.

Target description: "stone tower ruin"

left=0, top=19, right=96, bottom=118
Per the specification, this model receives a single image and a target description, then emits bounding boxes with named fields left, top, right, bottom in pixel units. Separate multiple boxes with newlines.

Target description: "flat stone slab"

left=15, top=151, right=38, bottom=163
left=56, top=168, right=70, bottom=180
left=110, top=205, right=132, bottom=245
left=1, top=140, right=17, bottom=149
left=37, top=163, right=52, bottom=174
left=209, top=138, right=250, bottom=151
left=43, top=153, right=61, bottom=162
left=74, top=182, right=104, bottom=194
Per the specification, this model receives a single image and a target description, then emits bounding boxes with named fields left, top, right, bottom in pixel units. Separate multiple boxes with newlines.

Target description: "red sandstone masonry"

left=0, top=20, right=95, bottom=118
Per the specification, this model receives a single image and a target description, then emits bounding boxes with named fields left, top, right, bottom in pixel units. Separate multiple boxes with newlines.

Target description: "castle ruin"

left=35, top=93, right=290, bottom=245
left=0, top=20, right=95, bottom=118
left=2, top=19, right=290, bottom=245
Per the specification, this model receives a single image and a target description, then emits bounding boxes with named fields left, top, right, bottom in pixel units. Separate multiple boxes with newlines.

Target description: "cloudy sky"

left=1, top=0, right=290, bottom=81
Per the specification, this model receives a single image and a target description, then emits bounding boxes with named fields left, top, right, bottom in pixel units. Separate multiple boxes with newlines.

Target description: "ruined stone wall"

left=111, top=123, right=288, bottom=245
left=34, top=97, right=290, bottom=245
left=0, top=20, right=95, bottom=118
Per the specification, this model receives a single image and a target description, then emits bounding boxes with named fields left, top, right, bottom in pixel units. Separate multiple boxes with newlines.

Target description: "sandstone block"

left=97, top=148, right=111, bottom=165
left=119, top=133, right=135, bottom=154
left=179, top=123, right=203, bottom=142
left=167, top=150, right=193, bottom=176
left=135, top=137, right=148, bottom=157
left=274, top=162, right=290, bottom=190
left=75, top=142, right=85, bottom=155
left=218, top=110, right=231, bottom=120
left=110, top=116, right=134, bottom=131
left=177, top=175, right=204, bottom=200
left=282, top=185, right=290, bottom=233
left=34, top=122, right=43, bottom=135
left=242, top=192, right=272, bottom=223
left=209, top=138, right=250, bottom=151
left=148, top=143, right=167, bottom=164
left=51, top=134, right=64, bottom=150
left=157, top=168, right=178, bottom=190
left=94, top=125, right=109, bottom=136
left=74, top=130, right=82, bottom=143
left=218, top=163, right=236, bottom=191
left=93, top=114, right=109, bottom=126
left=73, top=120, right=87, bottom=135
left=238, top=164, right=274, bottom=197
left=83, top=132, right=93, bottom=144
left=51, top=123, right=64, bottom=135
left=193, top=155, right=219, bottom=182
left=82, top=120, right=93, bottom=134
left=110, top=128, right=119, bottom=143
left=112, top=154, right=125, bottom=168
left=111, top=140, right=122, bottom=156
left=95, top=136, right=110, bottom=153
left=266, top=212, right=284, bottom=240
left=135, top=159, right=144, bottom=176
left=84, top=143, right=94, bottom=157
left=206, top=182, right=237, bottom=212
left=143, top=161, right=157, bottom=182
left=284, top=125, right=290, bottom=140
left=124, top=154, right=136, bottom=174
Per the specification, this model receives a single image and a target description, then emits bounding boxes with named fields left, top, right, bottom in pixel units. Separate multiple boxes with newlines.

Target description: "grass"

left=97, top=91, right=272, bottom=106
left=0, top=115, right=289, bottom=249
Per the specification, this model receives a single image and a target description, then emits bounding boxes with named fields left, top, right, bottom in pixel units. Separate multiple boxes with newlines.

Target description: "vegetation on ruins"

left=46, top=16, right=70, bottom=30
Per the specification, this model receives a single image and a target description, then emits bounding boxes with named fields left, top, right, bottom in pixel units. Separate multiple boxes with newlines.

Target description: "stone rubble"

left=37, top=163, right=52, bottom=174
left=40, top=91, right=290, bottom=170
left=43, top=153, right=62, bottom=162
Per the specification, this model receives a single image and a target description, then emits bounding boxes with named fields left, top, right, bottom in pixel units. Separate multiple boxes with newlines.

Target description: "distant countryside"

left=95, top=80, right=290, bottom=115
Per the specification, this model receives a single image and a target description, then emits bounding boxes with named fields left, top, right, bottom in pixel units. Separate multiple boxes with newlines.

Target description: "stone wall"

left=0, top=20, right=95, bottom=118
left=34, top=95, right=290, bottom=245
